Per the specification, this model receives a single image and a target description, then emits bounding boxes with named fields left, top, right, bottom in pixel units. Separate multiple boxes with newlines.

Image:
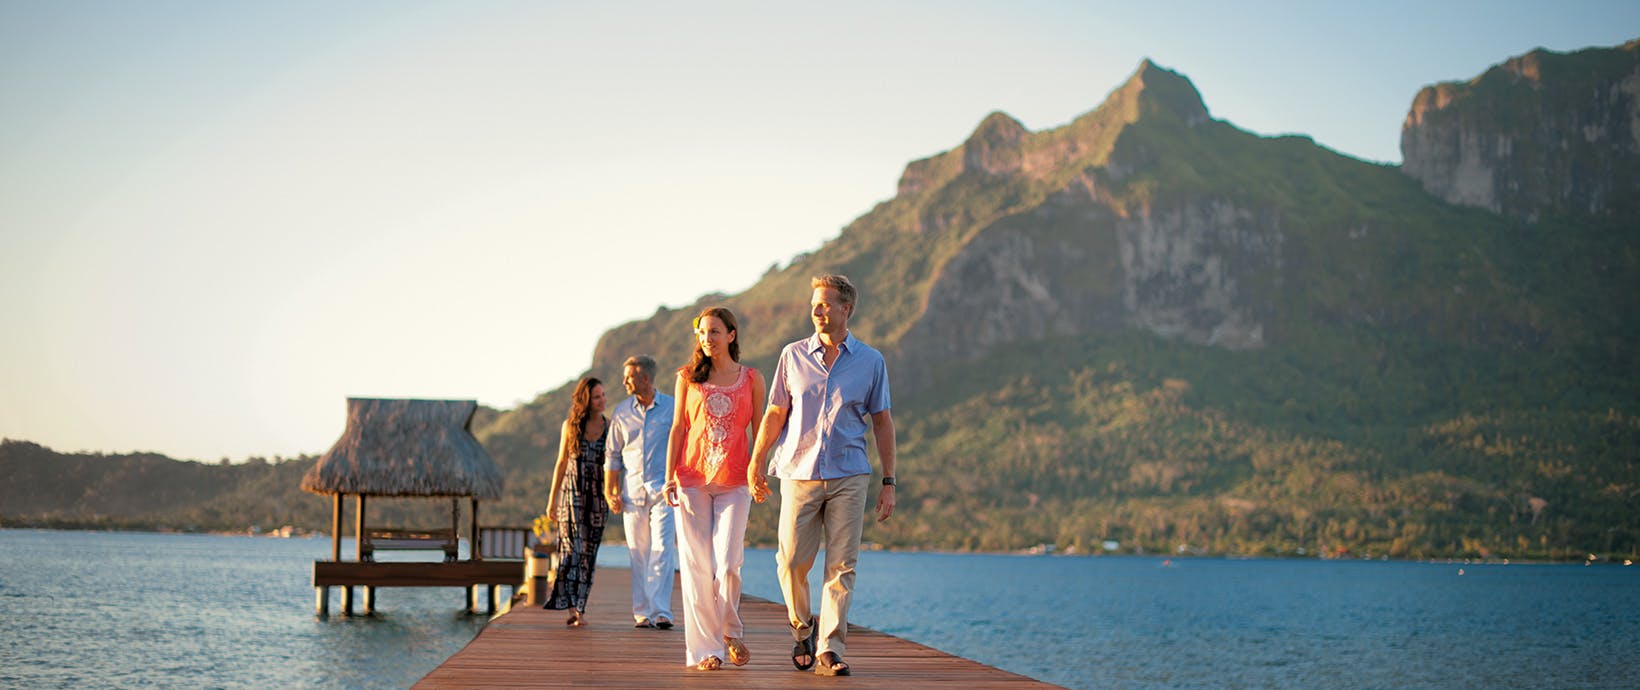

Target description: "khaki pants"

left=776, top=473, right=869, bottom=658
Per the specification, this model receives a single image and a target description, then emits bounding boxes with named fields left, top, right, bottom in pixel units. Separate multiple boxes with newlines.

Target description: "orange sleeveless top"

left=678, top=365, right=757, bottom=488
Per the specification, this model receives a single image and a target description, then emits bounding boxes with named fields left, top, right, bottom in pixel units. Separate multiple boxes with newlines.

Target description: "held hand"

left=875, top=485, right=896, bottom=523
left=663, top=479, right=681, bottom=507
left=606, top=494, right=623, bottom=514
left=748, top=473, right=771, bottom=504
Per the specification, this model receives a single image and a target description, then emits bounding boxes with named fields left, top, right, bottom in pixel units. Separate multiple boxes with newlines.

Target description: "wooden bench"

left=360, top=528, right=459, bottom=562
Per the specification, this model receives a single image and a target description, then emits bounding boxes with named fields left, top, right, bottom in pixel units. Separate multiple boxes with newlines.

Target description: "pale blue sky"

left=2, top=1, right=1636, bottom=462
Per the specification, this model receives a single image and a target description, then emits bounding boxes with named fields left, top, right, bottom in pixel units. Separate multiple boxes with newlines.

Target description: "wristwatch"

left=881, top=476, right=896, bottom=487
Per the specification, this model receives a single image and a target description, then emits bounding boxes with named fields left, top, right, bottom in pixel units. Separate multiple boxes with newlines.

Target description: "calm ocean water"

left=1, top=529, right=1636, bottom=689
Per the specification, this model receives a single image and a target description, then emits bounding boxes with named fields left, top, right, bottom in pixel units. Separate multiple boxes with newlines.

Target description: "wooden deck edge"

left=313, top=560, right=522, bottom=587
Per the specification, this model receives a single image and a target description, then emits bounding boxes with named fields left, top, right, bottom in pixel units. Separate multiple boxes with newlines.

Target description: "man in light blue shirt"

left=750, top=274, right=896, bottom=677
left=604, top=354, right=677, bottom=629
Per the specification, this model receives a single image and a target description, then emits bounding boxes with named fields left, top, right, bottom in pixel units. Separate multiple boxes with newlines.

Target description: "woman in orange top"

left=665, top=306, right=766, bottom=671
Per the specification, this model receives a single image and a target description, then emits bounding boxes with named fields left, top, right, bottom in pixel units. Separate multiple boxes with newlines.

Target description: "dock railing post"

left=524, top=541, right=557, bottom=607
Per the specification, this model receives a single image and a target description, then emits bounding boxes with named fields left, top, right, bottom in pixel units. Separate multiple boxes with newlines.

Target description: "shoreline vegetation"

left=2, top=521, right=1632, bottom=567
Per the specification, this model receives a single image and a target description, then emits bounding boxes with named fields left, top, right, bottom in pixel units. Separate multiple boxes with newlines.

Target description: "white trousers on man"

left=676, top=483, right=751, bottom=666
left=622, top=485, right=676, bottom=625
left=776, top=473, right=869, bottom=659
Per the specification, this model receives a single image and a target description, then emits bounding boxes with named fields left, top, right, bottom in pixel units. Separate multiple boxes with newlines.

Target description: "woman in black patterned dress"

left=544, top=376, right=609, bottom=625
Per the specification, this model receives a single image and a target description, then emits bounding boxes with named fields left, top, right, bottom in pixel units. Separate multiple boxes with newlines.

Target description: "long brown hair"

left=567, top=376, right=602, bottom=439
left=682, top=306, right=740, bottom=384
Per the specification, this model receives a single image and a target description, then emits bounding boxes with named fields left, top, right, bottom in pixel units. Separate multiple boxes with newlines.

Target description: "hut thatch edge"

left=301, top=398, right=503, bottom=499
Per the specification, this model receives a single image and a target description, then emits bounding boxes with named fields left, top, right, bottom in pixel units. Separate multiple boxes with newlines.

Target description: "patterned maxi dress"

left=544, top=426, right=608, bottom=612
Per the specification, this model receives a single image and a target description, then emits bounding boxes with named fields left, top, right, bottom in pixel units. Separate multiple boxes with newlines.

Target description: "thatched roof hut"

left=302, top=398, right=502, bottom=499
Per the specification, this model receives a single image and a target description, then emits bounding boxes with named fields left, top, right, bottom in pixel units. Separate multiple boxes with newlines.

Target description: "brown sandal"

left=694, top=656, right=722, bottom=671
left=726, top=637, right=750, bottom=666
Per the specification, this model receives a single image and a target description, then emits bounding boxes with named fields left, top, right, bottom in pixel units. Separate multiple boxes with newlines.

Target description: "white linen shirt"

left=605, top=393, right=675, bottom=498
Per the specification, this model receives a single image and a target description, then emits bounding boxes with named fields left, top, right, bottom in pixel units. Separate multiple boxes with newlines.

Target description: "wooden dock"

left=415, top=566, right=1063, bottom=688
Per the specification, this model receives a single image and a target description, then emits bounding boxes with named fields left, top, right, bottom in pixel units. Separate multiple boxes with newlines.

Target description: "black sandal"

left=815, top=651, right=851, bottom=676
left=791, top=621, right=818, bottom=670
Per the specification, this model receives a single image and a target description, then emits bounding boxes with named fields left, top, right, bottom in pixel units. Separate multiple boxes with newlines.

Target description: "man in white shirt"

left=604, top=355, right=678, bottom=629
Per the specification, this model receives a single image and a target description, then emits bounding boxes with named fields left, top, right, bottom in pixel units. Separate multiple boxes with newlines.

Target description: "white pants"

left=621, top=484, right=676, bottom=624
left=676, top=483, right=751, bottom=666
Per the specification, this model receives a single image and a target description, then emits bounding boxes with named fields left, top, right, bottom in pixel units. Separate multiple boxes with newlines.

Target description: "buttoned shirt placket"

left=639, top=396, right=667, bottom=494
left=813, top=338, right=846, bottom=479
left=633, top=398, right=651, bottom=490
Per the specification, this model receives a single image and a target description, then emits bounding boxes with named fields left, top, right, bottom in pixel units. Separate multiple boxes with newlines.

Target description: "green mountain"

left=478, top=44, right=1640, bottom=560
left=6, top=41, right=1637, bottom=560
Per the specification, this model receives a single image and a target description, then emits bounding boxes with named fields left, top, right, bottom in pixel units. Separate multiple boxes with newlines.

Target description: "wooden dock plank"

left=415, top=567, right=1062, bottom=689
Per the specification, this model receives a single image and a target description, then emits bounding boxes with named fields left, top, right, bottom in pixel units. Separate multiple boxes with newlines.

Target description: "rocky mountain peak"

left=1109, top=58, right=1211, bottom=127
left=971, top=110, right=1028, bottom=140
left=960, top=111, right=1028, bottom=176
left=896, top=60, right=1211, bottom=198
left=1498, top=49, right=1550, bottom=84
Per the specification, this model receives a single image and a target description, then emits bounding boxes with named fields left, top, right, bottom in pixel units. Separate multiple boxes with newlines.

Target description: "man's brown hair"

left=811, top=274, right=857, bottom=309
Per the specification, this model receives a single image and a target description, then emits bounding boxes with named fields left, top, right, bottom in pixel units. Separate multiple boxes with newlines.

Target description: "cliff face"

left=899, top=178, right=1281, bottom=375
left=882, top=61, right=1291, bottom=387
left=578, top=57, right=1534, bottom=389
left=1400, top=40, right=1640, bottom=223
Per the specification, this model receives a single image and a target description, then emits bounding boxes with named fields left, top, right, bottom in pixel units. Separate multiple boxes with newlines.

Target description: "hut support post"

left=470, top=498, right=481, bottom=562
left=450, top=498, right=460, bottom=562
left=317, top=493, right=343, bottom=619
left=345, top=494, right=364, bottom=616
left=355, top=494, right=367, bottom=562
left=365, top=586, right=376, bottom=615
left=330, top=494, right=342, bottom=561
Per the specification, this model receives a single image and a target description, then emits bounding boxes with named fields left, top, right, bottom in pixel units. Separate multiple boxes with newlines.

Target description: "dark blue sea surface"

left=793, top=551, right=1640, bottom=689
left=1, top=529, right=1635, bottom=689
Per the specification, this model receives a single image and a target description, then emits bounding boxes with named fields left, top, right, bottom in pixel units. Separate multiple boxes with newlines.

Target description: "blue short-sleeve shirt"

left=766, top=332, right=891, bottom=480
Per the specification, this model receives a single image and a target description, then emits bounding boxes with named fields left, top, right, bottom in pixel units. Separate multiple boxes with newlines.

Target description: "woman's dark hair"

left=567, top=376, right=602, bottom=439
left=682, top=306, right=740, bottom=384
